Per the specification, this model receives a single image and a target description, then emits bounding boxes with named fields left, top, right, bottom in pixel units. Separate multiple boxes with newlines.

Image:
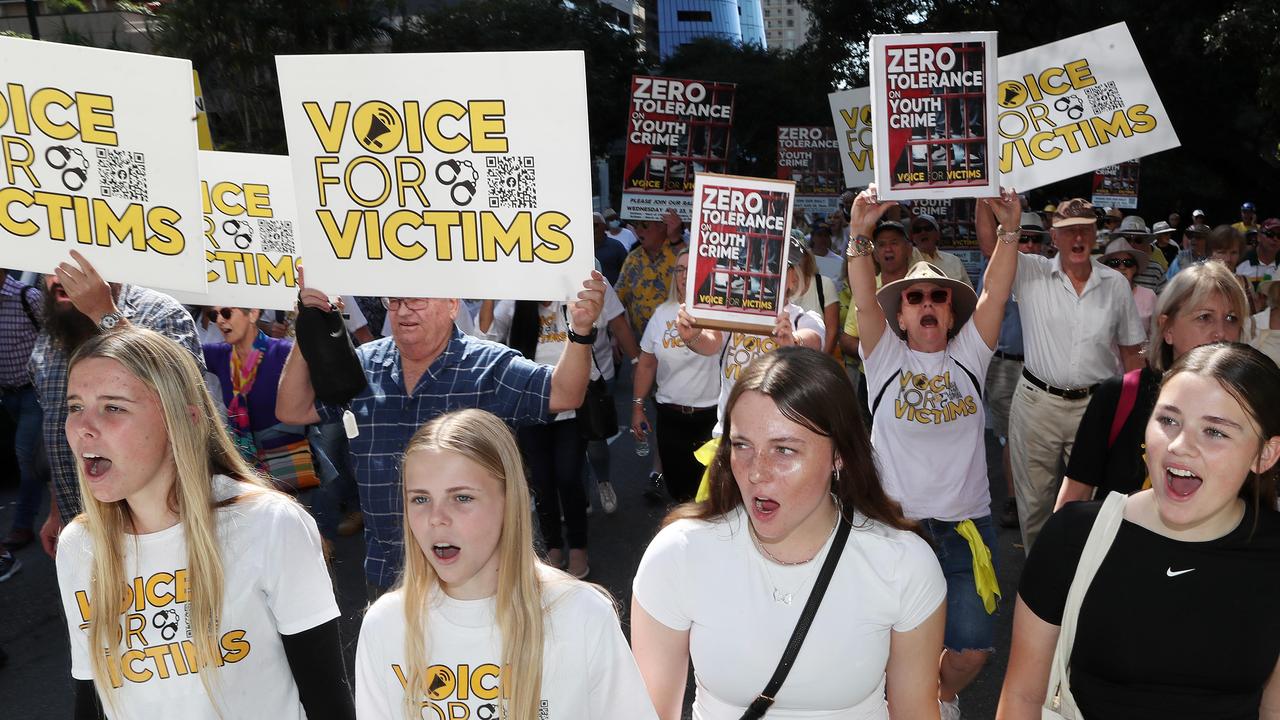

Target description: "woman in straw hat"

left=1100, top=236, right=1159, bottom=331
left=845, top=184, right=1022, bottom=720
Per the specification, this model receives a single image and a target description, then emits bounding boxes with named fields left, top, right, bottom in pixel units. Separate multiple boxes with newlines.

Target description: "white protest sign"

left=827, top=86, right=874, bottom=188
left=277, top=51, right=594, bottom=300
left=996, top=23, right=1178, bottom=190
left=164, top=152, right=300, bottom=311
left=870, top=32, right=1000, bottom=201
left=0, top=37, right=204, bottom=290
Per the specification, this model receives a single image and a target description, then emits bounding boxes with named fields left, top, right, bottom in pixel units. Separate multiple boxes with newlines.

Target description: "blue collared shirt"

left=0, top=276, right=41, bottom=387
left=975, top=259, right=1023, bottom=356
left=317, top=328, right=552, bottom=587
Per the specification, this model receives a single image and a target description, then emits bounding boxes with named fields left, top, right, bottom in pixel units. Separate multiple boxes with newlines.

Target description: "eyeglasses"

left=206, top=308, right=234, bottom=322
left=1103, top=258, right=1138, bottom=269
left=1018, top=235, right=1040, bottom=244
left=674, top=266, right=688, bottom=275
left=903, top=288, right=951, bottom=305
left=382, top=297, right=432, bottom=310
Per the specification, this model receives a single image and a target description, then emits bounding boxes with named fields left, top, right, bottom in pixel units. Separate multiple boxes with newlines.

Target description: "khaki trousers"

left=1008, top=376, right=1089, bottom=553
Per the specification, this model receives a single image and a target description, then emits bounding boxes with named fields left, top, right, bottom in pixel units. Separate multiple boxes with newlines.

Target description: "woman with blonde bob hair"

left=1056, top=260, right=1251, bottom=508
left=354, top=409, right=655, bottom=719
left=55, top=327, right=350, bottom=719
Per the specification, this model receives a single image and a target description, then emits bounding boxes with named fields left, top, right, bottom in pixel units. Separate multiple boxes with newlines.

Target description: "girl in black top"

left=998, top=343, right=1280, bottom=720
left=1055, top=261, right=1249, bottom=506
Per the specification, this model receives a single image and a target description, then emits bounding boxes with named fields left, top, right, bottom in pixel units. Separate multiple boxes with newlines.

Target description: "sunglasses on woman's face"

left=1103, top=257, right=1137, bottom=269
left=206, top=308, right=234, bottom=322
left=903, top=288, right=951, bottom=305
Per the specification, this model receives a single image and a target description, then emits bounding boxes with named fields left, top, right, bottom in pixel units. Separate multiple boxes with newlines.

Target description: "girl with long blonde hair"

left=354, top=408, right=655, bottom=719
left=55, top=327, right=351, bottom=719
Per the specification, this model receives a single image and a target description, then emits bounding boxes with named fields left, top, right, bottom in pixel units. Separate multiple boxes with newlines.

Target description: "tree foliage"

left=141, top=0, right=388, bottom=152
left=390, top=0, right=644, bottom=159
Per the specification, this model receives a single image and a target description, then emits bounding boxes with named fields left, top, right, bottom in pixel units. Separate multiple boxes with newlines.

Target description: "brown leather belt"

left=1021, top=368, right=1095, bottom=400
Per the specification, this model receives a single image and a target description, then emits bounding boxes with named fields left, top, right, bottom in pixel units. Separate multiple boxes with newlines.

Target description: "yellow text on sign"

left=201, top=181, right=273, bottom=218
left=303, top=99, right=509, bottom=155
left=0, top=83, right=118, bottom=145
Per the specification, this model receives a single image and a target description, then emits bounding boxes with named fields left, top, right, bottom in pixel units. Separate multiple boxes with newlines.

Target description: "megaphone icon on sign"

left=362, top=109, right=397, bottom=149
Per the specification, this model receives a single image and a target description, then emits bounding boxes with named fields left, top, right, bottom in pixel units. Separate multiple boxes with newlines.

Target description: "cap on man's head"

left=1185, top=223, right=1212, bottom=236
left=1117, top=215, right=1150, bottom=236
left=1242, top=202, right=1256, bottom=211
left=1019, top=212, right=1047, bottom=234
left=1104, top=207, right=1123, bottom=220
left=1043, top=203, right=1057, bottom=213
left=786, top=235, right=811, bottom=267
left=1052, top=198, right=1097, bottom=228
left=873, top=220, right=908, bottom=240
left=811, top=222, right=831, bottom=235
left=1192, top=209, right=1206, bottom=218
left=602, top=208, right=619, bottom=220
left=1261, top=218, right=1280, bottom=232
left=1151, top=220, right=1176, bottom=235
left=911, top=213, right=940, bottom=232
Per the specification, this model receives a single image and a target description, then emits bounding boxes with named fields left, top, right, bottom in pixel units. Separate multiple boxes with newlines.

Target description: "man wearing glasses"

left=976, top=198, right=1144, bottom=552
left=277, top=272, right=607, bottom=596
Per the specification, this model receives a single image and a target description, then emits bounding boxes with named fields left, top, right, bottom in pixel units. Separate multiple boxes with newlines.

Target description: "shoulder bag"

left=739, top=517, right=852, bottom=720
left=1042, top=491, right=1126, bottom=719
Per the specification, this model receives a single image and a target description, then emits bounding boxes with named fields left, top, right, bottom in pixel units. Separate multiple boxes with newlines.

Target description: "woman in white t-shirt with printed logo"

left=354, top=409, right=655, bottom=720
left=632, top=347, right=946, bottom=719
left=56, top=327, right=349, bottom=720
left=633, top=250, right=721, bottom=502
left=847, top=186, right=1020, bottom=720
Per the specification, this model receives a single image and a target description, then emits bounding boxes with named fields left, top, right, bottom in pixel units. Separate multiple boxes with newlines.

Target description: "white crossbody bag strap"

left=1043, top=491, right=1127, bottom=719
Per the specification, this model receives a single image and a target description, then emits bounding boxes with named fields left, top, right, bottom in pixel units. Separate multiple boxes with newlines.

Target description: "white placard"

left=0, top=37, right=204, bottom=290
left=277, top=51, right=594, bottom=300
left=827, top=86, right=874, bottom=189
left=997, top=23, right=1179, bottom=191
left=165, top=152, right=300, bottom=310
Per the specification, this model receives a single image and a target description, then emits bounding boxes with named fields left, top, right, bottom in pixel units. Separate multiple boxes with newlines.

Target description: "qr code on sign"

left=258, top=219, right=295, bottom=254
left=96, top=148, right=148, bottom=202
left=1084, top=81, right=1125, bottom=116
left=486, top=156, right=537, bottom=208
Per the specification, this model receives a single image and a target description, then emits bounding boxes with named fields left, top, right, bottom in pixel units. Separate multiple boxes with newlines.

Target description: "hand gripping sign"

left=685, top=173, right=795, bottom=333
left=164, top=152, right=301, bottom=311
left=0, top=37, right=204, bottom=291
left=870, top=32, right=1001, bottom=201
left=276, top=51, right=594, bottom=301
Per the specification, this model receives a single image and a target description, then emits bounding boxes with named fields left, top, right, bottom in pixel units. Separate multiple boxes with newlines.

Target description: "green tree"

left=135, top=0, right=388, bottom=152
left=390, top=0, right=643, bottom=159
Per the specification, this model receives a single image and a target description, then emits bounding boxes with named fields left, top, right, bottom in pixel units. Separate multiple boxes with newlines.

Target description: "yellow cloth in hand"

left=693, top=437, right=720, bottom=503
left=955, top=519, right=1001, bottom=615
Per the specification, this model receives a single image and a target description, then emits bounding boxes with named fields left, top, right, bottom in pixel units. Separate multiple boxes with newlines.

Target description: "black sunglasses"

left=1103, top=258, right=1137, bottom=269
left=206, top=308, right=234, bottom=322
left=903, top=288, right=951, bottom=305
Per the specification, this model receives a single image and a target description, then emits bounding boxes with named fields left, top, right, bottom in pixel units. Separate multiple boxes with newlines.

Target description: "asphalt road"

left=0, top=382, right=1025, bottom=719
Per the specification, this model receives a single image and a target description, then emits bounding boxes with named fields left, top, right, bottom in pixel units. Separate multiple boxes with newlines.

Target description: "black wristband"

left=566, top=325, right=598, bottom=345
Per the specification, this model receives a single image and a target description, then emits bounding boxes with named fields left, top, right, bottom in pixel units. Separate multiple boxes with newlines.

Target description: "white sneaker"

left=940, top=697, right=961, bottom=720
left=598, top=482, right=618, bottom=514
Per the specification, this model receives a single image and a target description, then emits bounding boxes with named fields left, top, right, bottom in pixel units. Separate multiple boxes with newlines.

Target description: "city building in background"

left=761, top=0, right=811, bottom=52
left=650, top=0, right=766, bottom=60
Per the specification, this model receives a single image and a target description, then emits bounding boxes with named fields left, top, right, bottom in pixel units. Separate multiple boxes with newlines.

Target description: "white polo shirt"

left=1013, top=253, right=1145, bottom=388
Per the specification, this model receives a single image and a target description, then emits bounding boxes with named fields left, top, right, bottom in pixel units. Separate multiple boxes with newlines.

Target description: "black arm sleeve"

left=1063, top=376, right=1122, bottom=487
left=74, top=679, right=106, bottom=720
left=280, top=618, right=355, bottom=720
left=1017, top=501, right=1099, bottom=625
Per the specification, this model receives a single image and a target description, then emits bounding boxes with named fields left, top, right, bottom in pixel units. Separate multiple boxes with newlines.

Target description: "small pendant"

left=773, top=589, right=793, bottom=605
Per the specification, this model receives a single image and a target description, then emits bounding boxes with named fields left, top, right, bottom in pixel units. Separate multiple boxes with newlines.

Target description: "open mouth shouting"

left=1164, top=465, right=1203, bottom=500
left=431, top=542, right=461, bottom=563
left=919, top=313, right=939, bottom=329
left=751, top=495, right=780, bottom=521
left=82, top=452, right=113, bottom=478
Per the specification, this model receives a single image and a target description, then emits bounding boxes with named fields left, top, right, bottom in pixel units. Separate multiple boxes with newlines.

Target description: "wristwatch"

left=566, top=325, right=598, bottom=345
left=845, top=234, right=874, bottom=259
left=98, top=311, right=124, bottom=331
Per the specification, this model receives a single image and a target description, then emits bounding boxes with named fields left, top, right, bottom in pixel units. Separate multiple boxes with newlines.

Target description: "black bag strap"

left=815, top=275, right=826, bottom=308
left=739, top=517, right=852, bottom=720
left=870, top=372, right=897, bottom=416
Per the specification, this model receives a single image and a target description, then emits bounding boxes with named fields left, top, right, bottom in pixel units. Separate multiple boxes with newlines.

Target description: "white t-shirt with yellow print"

left=354, top=565, right=656, bottom=720
left=713, top=303, right=825, bottom=436
left=860, top=320, right=993, bottom=521
left=56, top=475, right=340, bottom=720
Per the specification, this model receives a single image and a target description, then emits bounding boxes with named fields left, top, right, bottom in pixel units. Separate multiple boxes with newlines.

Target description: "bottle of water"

left=636, top=422, right=650, bottom=457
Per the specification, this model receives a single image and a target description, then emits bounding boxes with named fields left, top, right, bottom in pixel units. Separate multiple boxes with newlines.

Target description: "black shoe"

left=2, top=528, right=34, bottom=551
left=643, top=472, right=665, bottom=503
left=1000, top=498, right=1019, bottom=529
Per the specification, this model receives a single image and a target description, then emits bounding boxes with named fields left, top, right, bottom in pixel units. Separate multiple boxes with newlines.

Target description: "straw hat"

left=1100, top=237, right=1149, bottom=277
left=876, top=261, right=978, bottom=340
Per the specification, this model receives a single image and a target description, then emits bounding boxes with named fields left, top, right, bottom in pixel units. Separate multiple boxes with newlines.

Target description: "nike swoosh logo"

left=1166, top=568, right=1195, bottom=577
left=329, top=329, right=343, bottom=338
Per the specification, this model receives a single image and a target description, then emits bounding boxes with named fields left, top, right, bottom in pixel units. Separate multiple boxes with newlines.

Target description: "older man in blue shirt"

left=278, top=273, right=606, bottom=593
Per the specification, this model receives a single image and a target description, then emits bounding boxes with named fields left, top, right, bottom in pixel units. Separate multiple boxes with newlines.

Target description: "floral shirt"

left=615, top=244, right=678, bottom=338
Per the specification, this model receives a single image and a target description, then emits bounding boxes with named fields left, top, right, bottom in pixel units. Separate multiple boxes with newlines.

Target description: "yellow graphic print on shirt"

left=724, top=332, right=778, bottom=382
left=893, top=369, right=978, bottom=424
left=73, top=569, right=252, bottom=688
left=537, top=309, right=567, bottom=345
left=392, top=662, right=530, bottom=719
left=660, top=318, right=686, bottom=349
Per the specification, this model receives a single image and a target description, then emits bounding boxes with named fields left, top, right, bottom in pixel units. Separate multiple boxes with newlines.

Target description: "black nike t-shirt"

left=1020, top=500, right=1280, bottom=719
left=1064, top=367, right=1161, bottom=494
